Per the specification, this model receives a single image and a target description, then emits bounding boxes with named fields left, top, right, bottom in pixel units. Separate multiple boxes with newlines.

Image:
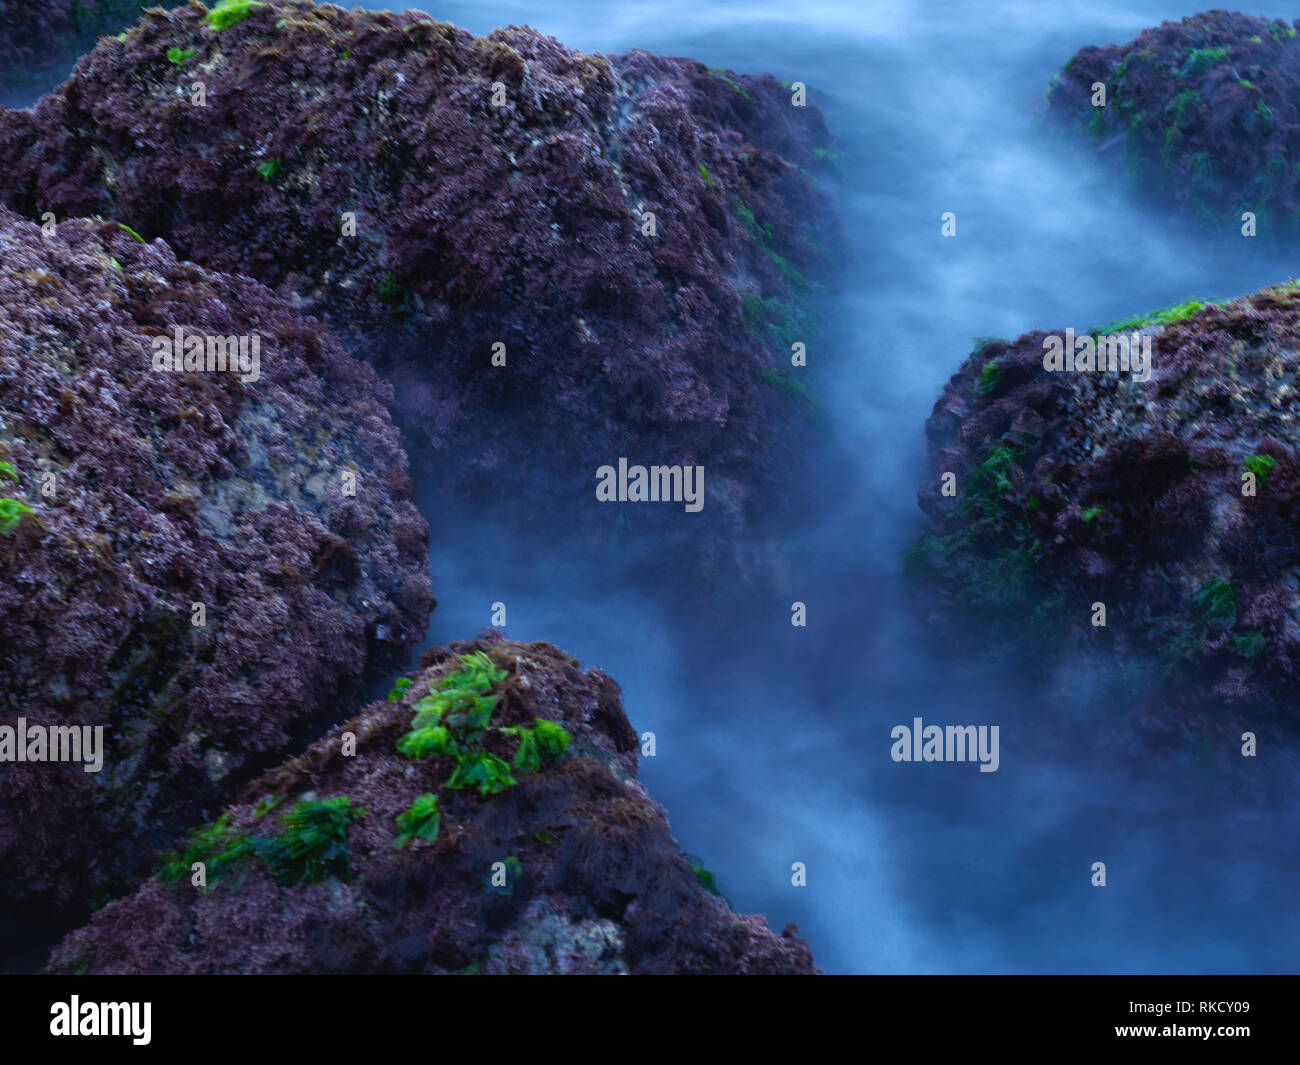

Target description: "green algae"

left=206, top=0, right=263, bottom=31
left=157, top=796, right=366, bottom=892
left=393, top=793, right=441, bottom=848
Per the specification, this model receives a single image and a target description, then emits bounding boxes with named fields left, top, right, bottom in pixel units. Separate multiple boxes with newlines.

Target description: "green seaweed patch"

left=1177, top=47, right=1228, bottom=78
left=393, top=793, right=441, bottom=848
left=1080, top=505, right=1105, bottom=524
left=905, top=440, right=1054, bottom=610
left=255, top=158, right=282, bottom=182
left=504, top=717, right=571, bottom=775
left=157, top=797, right=366, bottom=892
left=697, top=164, right=716, bottom=187
left=692, top=862, right=720, bottom=894
left=395, top=652, right=572, bottom=799
left=116, top=222, right=146, bottom=243
left=0, top=462, right=18, bottom=483
left=1161, top=577, right=1244, bottom=667
left=387, top=676, right=412, bottom=702
left=732, top=200, right=770, bottom=244
left=1094, top=296, right=1212, bottom=335
left=447, top=750, right=516, bottom=797
left=976, top=358, right=1004, bottom=397
left=684, top=853, right=734, bottom=908
left=0, top=498, right=34, bottom=536
left=155, top=813, right=254, bottom=892
left=249, top=796, right=366, bottom=885
left=708, top=68, right=750, bottom=100
left=166, top=47, right=195, bottom=68
left=731, top=199, right=820, bottom=296
left=1162, top=89, right=1201, bottom=154
left=1191, top=578, right=1237, bottom=630
left=1244, top=453, right=1276, bottom=488
left=958, top=444, right=1020, bottom=521
left=968, top=337, right=1007, bottom=365
left=206, top=0, right=263, bottom=30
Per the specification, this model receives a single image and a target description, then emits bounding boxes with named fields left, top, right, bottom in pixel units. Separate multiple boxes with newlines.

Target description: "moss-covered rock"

left=912, top=283, right=1300, bottom=732
left=1045, top=10, right=1300, bottom=230
left=46, top=636, right=817, bottom=974
left=0, top=204, right=432, bottom=912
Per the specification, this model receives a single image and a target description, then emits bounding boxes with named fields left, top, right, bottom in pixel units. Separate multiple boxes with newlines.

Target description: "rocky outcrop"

left=911, top=285, right=1300, bottom=735
left=0, top=0, right=826, bottom=973
left=0, top=0, right=840, bottom=554
left=0, top=204, right=432, bottom=912
left=0, top=1, right=184, bottom=94
left=46, top=636, right=817, bottom=974
left=1045, top=10, right=1300, bottom=230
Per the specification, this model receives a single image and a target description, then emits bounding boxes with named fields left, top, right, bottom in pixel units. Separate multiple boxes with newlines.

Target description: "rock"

left=0, top=204, right=432, bottom=912
left=910, top=286, right=1300, bottom=736
left=0, top=0, right=841, bottom=557
left=1045, top=10, right=1300, bottom=230
left=45, top=637, right=818, bottom=974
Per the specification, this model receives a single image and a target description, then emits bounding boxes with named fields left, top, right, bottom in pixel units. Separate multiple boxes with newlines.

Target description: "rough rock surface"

left=46, top=636, right=818, bottom=974
left=0, top=0, right=840, bottom=548
left=911, top=285, right=1300, bottom=735
left=1045, top=10, right=1300, bottom=229
left=0, top=1, right=184, bottom=94
left=0, top=204, right=432, bottom=912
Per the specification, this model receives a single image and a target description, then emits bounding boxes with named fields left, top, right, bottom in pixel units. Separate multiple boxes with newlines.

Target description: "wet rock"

left=46, top=637, right=818, bottom=974
left=1045, top=10, right=1300, bottom=230
left=0, top=204, right=432, bottom=912
left=0, top=0, right=841, bottom=561
left=910, top=285, right=1300, bottom=738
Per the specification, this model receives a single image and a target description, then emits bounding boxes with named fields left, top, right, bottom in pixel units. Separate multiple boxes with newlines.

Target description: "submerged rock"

left=1045, top=10, right=1300, bottom=230
left=0, top=0, right=840, bottom=558
left=46, top=636, right=817, bottom=974
left=0, top=204, right=432, bottom=912
left=911, top=285, right=1300, bottom=738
